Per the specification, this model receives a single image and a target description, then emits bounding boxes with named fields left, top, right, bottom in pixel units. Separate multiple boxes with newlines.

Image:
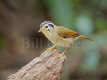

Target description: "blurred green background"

left=0, top=0, right=107, bottom=80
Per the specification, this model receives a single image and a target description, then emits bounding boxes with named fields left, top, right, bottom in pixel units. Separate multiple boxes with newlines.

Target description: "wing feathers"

left=57, top=26, right=93, bottom=41
left=57, top=26, right=79, bottom=38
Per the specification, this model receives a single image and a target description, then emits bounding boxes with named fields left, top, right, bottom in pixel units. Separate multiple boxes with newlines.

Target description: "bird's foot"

left=54, top=48, right=69, bottom=59
left=46, top=45, right=58, bottom=51
left=54, top=52, right=65, bottom=59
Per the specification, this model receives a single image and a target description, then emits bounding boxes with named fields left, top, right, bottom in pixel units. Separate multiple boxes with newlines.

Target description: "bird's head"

left=38, top=21, right=56, bottom=33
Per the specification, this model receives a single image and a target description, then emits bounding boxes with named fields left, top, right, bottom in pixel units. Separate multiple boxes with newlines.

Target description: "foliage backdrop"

left=0, top=0, right=107, bottom=80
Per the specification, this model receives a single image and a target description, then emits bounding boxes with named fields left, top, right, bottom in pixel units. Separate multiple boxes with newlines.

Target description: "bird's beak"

left=38, top=29, right=42, bottom=33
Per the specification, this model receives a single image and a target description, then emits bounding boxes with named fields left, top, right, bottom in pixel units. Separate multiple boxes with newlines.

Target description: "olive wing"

left=57, top=26, right=79, bottom=38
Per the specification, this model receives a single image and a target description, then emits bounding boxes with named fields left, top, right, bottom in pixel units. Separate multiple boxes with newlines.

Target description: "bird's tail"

left=79, top=35, right=93, bottom=41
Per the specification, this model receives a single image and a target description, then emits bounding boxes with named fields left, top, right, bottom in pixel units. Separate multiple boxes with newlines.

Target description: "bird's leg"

left=54, top=48, right=69, bottom=59
left=61, top=48, right=69, bottom=55
left=46, top=45, right=58, bottom=51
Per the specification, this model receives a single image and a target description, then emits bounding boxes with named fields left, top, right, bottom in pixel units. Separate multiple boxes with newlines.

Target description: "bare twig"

left=8, top=49, right=66, bottom=80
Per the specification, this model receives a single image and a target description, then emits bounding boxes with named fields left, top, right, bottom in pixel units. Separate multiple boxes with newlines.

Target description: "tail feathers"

left=79, top=35, right=93, bottom=41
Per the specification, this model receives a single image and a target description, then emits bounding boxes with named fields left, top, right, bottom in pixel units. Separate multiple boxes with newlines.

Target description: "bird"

left=38, top=21, right=93, bottom=58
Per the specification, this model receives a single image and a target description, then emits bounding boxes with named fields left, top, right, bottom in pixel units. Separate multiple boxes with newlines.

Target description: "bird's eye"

left=45, top=26, right=48, bottom=28
left=48, top=24, right=54, bottom=28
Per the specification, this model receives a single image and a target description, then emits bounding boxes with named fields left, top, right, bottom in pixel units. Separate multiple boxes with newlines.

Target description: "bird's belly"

left=48, top=36, right=78, bottom=47
left=44, top=33, right=78, bottom=47
left=54, top=38, right=74, bottom=47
